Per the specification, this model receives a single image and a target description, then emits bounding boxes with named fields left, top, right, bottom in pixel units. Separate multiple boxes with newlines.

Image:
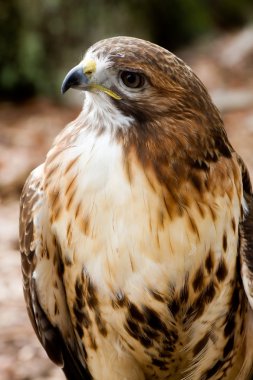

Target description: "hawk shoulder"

left=19, top=165, right=92, bottom=380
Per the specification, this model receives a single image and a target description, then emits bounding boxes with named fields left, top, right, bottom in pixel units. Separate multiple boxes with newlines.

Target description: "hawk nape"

left=20, top=37, right=253, bottom=380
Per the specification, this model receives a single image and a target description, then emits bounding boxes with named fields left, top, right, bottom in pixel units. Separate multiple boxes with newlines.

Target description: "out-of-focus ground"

left=0, top=27, right=253, bottom=379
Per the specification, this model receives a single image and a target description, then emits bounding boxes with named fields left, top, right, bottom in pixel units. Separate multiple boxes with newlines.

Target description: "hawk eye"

left=120, top=71, right=145, bottom=89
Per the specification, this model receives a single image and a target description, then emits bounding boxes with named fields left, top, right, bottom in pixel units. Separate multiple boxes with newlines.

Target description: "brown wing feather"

left=19, top=167, right=92, bottom=380
left=238, top=156, right=253, bottom=309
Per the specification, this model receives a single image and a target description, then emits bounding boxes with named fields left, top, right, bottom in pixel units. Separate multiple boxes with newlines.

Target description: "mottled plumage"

left=20, top=36, right=253, bottom=379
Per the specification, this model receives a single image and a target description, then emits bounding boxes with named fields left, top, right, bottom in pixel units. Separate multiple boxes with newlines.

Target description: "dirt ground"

left=0, top=27, right=253, bottom=380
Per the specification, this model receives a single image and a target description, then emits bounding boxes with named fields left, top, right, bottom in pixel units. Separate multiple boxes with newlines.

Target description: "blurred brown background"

left=1, top=1, right=253, bottom=379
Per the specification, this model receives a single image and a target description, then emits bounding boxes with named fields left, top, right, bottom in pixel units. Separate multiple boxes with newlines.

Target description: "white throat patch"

left=78, top=50, right=134, bottom=133
left=82, top=92, right=134, bottom=133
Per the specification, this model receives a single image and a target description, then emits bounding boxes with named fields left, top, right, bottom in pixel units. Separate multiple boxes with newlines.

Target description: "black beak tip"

left=61, top=81, right=70, bottom=95
left=61, top=65, right=88, bottom=95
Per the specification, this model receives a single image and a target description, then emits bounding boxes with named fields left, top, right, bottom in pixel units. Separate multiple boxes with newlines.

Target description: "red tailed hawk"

left=20, top=36, right=253, bottom=380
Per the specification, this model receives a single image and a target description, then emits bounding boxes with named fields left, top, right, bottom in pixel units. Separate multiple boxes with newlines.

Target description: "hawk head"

left=61, top=36, right=221, bottom=128
left=61, top=36, right=231, bottom=183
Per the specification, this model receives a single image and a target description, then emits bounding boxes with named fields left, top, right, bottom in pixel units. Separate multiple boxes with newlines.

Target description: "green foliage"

left=0, top=0, right=252, bottom=100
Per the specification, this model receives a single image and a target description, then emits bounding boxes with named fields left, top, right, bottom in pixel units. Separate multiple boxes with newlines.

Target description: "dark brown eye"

left=120, top=71, right=145, bottom=89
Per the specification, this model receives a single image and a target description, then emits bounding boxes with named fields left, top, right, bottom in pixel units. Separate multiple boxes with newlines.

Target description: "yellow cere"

left=83, top=59, right=122, bottom=100
left=83, top=60, right=96, bottom=75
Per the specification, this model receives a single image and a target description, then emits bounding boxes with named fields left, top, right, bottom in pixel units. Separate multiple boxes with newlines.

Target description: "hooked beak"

left=61, top=60, right=122, bottom=99
left=61, top=65, right=89, bottom=94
